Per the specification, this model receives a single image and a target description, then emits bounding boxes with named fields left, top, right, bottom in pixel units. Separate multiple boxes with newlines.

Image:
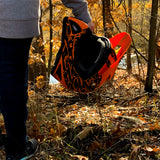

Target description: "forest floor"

left=0, top=64, right=160, bottom=160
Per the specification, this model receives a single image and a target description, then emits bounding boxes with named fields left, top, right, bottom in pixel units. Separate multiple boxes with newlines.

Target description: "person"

left=0, top=0, right=94, bottom=159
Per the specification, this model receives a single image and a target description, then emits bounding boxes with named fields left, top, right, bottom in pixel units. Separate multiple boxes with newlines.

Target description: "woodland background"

left=0, top=0, right=160, bottom=159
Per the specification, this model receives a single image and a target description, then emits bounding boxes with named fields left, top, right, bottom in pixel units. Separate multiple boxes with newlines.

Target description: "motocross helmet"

left=51, top=17, right=131, bottom=93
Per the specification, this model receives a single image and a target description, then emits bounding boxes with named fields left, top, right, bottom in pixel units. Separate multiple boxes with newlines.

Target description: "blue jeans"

left=0, top=38, right=32, bottom=156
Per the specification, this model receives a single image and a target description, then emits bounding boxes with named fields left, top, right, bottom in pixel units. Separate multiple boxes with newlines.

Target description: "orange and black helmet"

left=51, top=17, right=131, bottom=93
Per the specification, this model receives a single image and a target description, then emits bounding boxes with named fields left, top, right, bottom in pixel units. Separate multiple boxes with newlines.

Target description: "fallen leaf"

left=69, top=154, right=89, bottom=160
left=88, top=140, right=103, bottom=151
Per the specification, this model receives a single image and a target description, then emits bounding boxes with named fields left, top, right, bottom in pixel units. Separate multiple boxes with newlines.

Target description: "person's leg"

left=0, top=38, right=32, bottom=156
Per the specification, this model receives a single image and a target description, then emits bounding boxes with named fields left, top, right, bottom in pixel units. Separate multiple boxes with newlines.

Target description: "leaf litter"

left=0, top=66, right=160, bottom=160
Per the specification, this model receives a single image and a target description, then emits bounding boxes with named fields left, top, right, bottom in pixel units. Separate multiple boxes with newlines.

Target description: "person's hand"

left=88, top=21, right=95, bottom=33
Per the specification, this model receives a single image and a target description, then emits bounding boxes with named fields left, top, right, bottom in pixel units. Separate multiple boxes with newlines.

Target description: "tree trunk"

left=145, top=0, right=158, bottom=92
left=102, top=0, right=113, bottom=38
left=156, top=22, right=160, bottom=61
left=127, top=0, right=132, bottom=73
left=48, top=0, right=53, bottom=78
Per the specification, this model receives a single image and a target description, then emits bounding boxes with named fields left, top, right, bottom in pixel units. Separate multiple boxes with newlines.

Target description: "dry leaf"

left=70, top=154, right=89, bottom=160
left=88, top=140, right=103, bottom=152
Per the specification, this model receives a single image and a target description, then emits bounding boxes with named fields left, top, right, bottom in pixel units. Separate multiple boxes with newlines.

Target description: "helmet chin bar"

left=51, top=17, right=132, bottom=93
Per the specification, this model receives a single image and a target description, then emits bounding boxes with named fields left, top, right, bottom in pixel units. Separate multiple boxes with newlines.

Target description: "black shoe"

left=6, top=139, right=38, bottom=160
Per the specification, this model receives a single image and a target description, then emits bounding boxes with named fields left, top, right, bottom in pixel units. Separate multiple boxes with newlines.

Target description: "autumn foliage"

left=0, top=0, right=160, bottom=160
